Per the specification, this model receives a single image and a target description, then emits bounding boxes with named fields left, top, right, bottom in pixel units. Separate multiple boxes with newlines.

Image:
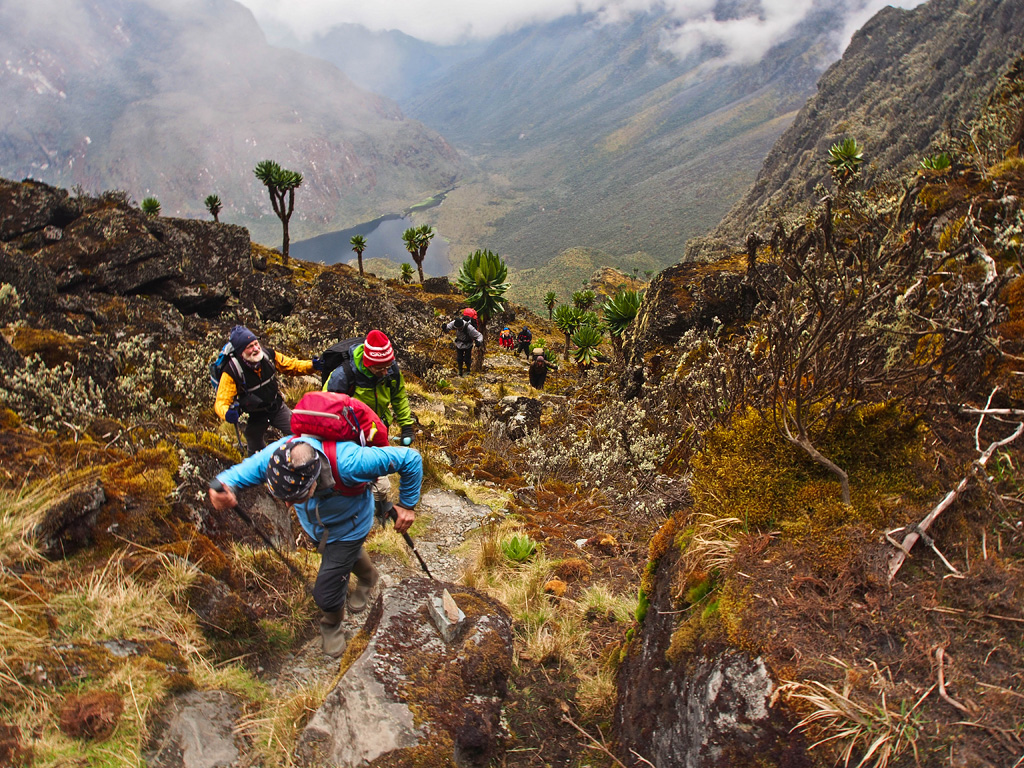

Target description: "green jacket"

left=323, top=344, right=413, bottom=429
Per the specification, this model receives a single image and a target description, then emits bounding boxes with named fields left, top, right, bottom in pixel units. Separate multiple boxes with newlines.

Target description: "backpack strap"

left=322, top=440, right=370, bottom=496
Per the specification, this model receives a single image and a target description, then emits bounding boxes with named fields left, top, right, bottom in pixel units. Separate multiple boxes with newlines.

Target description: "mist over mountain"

left=0, top=0, right=462, bottom=245
left=263, top=24, right=486, bottom=102
left=399, top=3, right=859, bottom=271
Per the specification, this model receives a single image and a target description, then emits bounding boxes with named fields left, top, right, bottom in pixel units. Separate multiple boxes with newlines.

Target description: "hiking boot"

left=320, top=609, right=346, bottom=658
left=347, top=547, right=379, bottom=614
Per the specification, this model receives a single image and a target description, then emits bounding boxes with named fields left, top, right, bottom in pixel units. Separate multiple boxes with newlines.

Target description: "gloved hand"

left=475, top=340, right=484, bottom=348
left=225, top=404, right=241, bottom=424
left=400, top=425, right=415, bottom=446
left=311, top=356, right=324, bottom=372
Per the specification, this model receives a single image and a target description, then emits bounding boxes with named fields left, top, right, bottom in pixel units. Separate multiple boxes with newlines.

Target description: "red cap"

left=363, top=330, right=395, bottom=366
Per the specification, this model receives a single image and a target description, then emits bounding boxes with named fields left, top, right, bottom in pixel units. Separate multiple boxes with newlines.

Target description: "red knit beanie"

left=363, top=330, right=395, bottom=365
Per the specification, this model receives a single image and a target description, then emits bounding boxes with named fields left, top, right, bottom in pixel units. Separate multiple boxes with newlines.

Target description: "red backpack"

left=290, top=391, right=389, bottom=496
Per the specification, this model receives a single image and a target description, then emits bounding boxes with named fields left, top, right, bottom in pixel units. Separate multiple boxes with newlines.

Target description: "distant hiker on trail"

left=498, top=327, right=514, bottom=351
left=214, top=325, right=321, bottom=455
left=515, top=327, right=533, bottom=358
left=208, top=436, right=421, bottom=657
left=442, top=309, right=484, bottom=376
left=323, top=330, right=416, bottom=505
left=529, top=348, right=557, bottom=390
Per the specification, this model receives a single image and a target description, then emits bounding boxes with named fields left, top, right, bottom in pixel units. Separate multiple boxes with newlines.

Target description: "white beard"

left=241, top=347, right=265, bottom=365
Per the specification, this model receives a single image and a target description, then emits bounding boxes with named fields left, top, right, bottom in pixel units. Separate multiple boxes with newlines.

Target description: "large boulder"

left=296, top=578, right=513, bottom=768
left=0, top=178, right=81, bottom=241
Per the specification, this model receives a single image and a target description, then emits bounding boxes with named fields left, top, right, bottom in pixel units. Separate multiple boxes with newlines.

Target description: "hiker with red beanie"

left=214, top=325, right=320, bottom=454
left=324, top=330, right=415, bottom=446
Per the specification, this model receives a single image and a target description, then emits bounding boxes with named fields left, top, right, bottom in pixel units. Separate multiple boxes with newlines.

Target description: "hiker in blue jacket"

left=208, top=436, right=421, bottom=657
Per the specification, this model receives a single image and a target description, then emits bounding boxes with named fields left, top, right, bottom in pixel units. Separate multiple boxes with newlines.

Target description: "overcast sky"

left=235, top=0, right=930, bottom=63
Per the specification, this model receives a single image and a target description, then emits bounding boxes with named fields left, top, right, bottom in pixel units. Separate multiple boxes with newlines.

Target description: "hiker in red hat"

left=324, top=331, right=414, bottom=442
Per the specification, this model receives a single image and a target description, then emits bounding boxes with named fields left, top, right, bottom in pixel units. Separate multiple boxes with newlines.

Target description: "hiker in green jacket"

left=323, top=330, right=415, bottom=509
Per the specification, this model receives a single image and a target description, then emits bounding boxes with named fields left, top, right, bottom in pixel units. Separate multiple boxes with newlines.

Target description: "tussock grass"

left=575, top=666, right=617, bottom=722
left=0, top=548, right=230, bottom=767
left=365, top=525, right=412, bottom=566
left=781, top=675, right=927, bottom=768
left=0, top=472, right=99, bottom=565
left=577, top=583, right=637, bottom=624
left=683, top=514, right=745, bottom=574
left=235, top=677, right=334, bottom=768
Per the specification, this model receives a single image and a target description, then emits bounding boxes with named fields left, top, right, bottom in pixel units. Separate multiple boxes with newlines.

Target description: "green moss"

left=635, top=587, right=650, bottom=624
left=691, top=404, right=925, bottom=534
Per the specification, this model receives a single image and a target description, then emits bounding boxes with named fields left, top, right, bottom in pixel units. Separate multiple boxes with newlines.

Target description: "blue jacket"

left=216, top=435, right=423, bottom=544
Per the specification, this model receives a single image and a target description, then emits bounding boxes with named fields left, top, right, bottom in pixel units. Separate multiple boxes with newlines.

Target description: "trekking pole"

left=209, top=479, right=312, bottom=592
left=379, top=501, right=435, bottom=579
left=232, top=422, right=245, bottom=454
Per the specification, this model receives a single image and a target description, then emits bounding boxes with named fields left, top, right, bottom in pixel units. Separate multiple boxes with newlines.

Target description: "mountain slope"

left=690, top=0, right=1024, bottom=258
left=0, top=0, right=463, bottom=244
left=405, top=6, right=844, bottom=271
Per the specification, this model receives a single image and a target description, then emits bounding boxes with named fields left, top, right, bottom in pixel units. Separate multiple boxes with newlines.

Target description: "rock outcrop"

left=296, top=579, right=513, bottom=768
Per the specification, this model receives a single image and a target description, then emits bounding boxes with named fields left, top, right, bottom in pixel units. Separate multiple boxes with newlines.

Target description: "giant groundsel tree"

left=254, top=160, right=303, bottom=263
left=456, top=249, right=509, bottom=371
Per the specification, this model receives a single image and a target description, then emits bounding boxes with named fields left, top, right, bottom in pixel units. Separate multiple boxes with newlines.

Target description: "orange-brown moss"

left=338, top=629, right=370, bottom=678
left=59, top=690, right=123, bottom=741
left=543, top=579, right=568, bottom=597
left=158, top=533, right=230, bottom=580
left=552, top=558, right=592, bottom=582
left=9, top=328, right=87, bottom=368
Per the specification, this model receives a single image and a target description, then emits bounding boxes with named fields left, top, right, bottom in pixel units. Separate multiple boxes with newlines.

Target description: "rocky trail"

left=146, top=344, right=597, bottom=768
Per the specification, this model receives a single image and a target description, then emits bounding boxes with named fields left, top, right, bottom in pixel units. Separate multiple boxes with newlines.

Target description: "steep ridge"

left=0, top=0, right=462, bottom=246
left=690, top=0, right=1024, bottom=259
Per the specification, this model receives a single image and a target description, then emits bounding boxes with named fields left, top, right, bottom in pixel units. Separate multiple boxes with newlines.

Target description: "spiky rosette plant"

left=456, top=249, right=509, bottom=370
left=602, top=289, right=644, bottom=359
left=827, top=138, right=864, bottom=187
left=572, top=324, right=603, bottom=369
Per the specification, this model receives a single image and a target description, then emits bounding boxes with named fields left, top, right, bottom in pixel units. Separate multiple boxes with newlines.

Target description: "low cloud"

left=233, top=0, right=928, bottom=61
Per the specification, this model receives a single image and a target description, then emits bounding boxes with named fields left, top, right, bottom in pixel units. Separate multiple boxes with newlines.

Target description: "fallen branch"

left=923, top=605, right=1024, bottom=624
left=934, top=647, right=970, bottom=715
left=888, top=418, right=1024, bottom=581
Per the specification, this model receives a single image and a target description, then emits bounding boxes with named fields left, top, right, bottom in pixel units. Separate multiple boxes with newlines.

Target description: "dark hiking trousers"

left=456, top=346, right=472, bottom=372
left=243, top=401, right=293, bottom=455
left=313, top=537, right=365, bottom=612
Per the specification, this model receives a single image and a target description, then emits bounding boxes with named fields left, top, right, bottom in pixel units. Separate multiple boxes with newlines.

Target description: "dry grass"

left=577, top=583, right=637, bottom=624
left=0, top=546, right=232, bottom=766
left=0, top=472, right=99, bottom=566
left=682, top=514, right=745, bottom=574
left=781, top=673, right=928, bottom=768
left=235, top=677, right=334, bottom=768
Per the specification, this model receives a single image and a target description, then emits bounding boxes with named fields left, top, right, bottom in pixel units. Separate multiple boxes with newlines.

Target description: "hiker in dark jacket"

left=442, top=311, right=484, bottom=376
left=214, top=325, right=319, bottom=454
left=209, top=437, right=421, bottom=657
left=529, top=348, right=557, bottom=390
left=515, top=327, right=533, bottom=358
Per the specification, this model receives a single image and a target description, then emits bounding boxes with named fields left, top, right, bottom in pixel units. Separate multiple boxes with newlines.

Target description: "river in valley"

left=291, top=214, right=452, bottom=277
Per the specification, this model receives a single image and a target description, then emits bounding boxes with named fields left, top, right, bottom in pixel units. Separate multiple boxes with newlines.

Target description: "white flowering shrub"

left=521, top=399, right=671, bottom=499
left=0, top=355, right=107, bottom=432
left=0, top=283, right=20, bottom=324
